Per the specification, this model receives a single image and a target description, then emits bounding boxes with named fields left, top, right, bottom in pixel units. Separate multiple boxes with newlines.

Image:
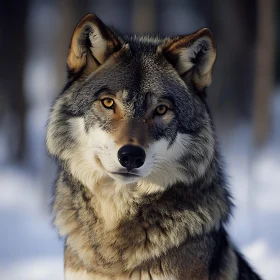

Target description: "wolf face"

left=47, top=14, right=216, bottom=190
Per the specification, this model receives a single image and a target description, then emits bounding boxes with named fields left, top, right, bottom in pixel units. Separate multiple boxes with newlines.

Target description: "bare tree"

left=0, top=1, right=29, bottom=162
left=253, top=0, right=276, bottom=147
left=206, top=0, right=256, bottom=127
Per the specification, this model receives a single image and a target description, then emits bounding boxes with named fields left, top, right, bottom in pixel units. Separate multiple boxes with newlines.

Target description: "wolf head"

left=46, top=14, right=216, bottom=191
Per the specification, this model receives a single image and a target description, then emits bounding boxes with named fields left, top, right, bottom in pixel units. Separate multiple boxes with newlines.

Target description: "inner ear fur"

left=67, top=14, right=122, bottom=77
left=161, top=28, right=216, bottom=91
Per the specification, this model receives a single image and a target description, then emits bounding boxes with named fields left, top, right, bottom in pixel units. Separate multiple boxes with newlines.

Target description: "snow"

left=0, top=257, right=63, bottom=280
left=223, top=124, right=280, bottom=279
left=0, top=167, right=64, bottom=280
left=223, top=91, right=280, bottom=279
left=243, top=240, right=280, bottom=279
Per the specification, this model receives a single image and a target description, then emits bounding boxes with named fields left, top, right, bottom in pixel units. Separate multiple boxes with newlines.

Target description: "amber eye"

left=155, top=105, right=168, bottom=116
left=101, top=98, right=114, bottom=109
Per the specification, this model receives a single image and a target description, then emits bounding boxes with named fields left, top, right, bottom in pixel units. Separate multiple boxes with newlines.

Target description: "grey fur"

left=46, top=14, right=262, bottom=280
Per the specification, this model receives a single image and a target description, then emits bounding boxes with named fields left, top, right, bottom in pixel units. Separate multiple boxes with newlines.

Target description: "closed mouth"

left=111, top=172, right=140, bottom=178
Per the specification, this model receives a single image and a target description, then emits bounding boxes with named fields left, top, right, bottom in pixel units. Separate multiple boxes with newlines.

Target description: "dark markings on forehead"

left=122, top=34, right=163, bottom=54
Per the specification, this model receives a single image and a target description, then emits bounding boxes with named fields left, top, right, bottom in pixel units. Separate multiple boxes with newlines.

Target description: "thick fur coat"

left=46, top=14, right=262, bottom=280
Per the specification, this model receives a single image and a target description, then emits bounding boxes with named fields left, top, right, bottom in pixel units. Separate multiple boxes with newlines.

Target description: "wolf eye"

left=155, top=105, right=168, bottom=116
left=101, top=98, right=114, bottom=109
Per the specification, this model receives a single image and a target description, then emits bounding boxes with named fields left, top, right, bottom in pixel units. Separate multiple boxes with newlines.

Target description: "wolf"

left=46, top=13, right=262, bottom=280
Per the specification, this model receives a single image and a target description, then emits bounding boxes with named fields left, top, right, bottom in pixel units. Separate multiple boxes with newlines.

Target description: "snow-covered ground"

left=224, top=123, right=280, bottom=280
left=0, top=167, right=64, bottom=280
left=224, top=93, right=280, bottom=279
left=0, top=92, right=279, bottom=279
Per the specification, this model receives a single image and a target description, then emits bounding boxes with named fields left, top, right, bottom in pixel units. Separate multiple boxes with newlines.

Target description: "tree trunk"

left=253, top=0, right=276, bottom=147
left=0, top=1, right=29, bottom=162
left=207, top=0, right=256, bottom=127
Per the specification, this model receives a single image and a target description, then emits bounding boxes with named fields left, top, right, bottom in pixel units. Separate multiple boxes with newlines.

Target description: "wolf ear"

left=67, top=14, right=122, bottom=77
left=161, top=28, right=216, bottom=91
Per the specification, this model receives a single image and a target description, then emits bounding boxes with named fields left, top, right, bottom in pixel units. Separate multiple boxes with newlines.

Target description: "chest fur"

left=54, top=173, right=228, bottom=275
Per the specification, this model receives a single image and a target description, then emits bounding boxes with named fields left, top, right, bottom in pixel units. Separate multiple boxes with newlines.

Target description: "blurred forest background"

left=0, top=0, right=279, bottom=279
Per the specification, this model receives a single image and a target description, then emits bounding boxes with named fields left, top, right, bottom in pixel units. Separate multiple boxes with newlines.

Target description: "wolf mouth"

left=110, top=172, right=141, bottom=178
left=96, top=156, right=142, bottom=179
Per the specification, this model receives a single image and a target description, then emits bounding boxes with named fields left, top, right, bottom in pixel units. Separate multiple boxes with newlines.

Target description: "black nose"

left=118, top=145, right=146, bottom=171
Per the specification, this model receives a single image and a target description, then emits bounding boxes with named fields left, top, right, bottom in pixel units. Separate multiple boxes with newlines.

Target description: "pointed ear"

left=161, top=28, right=216, bottom=91
left=67, top=14, right=123, bottom=77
